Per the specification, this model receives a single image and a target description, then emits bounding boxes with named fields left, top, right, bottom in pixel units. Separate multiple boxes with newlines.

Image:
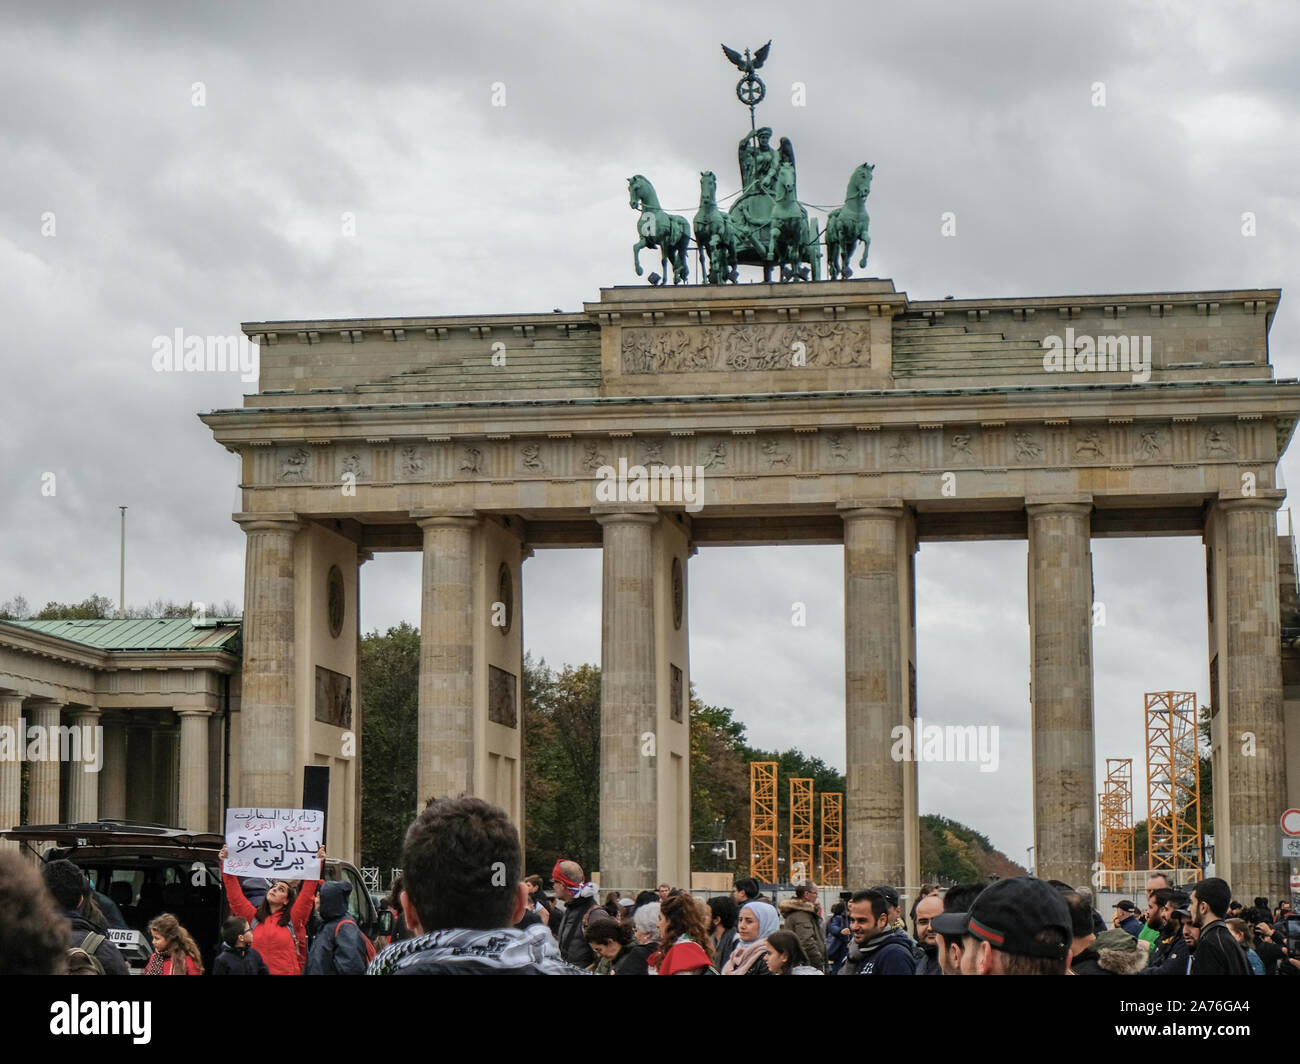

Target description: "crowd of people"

left=2, top=798, right=1299, bottom=976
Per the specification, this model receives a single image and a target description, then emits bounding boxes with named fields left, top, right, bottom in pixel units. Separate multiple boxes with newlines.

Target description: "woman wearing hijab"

left=721, top=900, right=779, bottom=975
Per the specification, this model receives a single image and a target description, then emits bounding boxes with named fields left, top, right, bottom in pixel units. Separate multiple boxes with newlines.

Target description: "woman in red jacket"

left=219, top=843, right=325, bottom=975
left=144, top=912, right=204, bottom=975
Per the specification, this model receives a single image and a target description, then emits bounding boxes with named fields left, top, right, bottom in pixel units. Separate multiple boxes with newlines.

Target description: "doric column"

left=840, top=501, right=912, bottom=889
left=27, top=700, right=63, bottom=824
left=99, top=715, right=128, bottom=820
left=597, top=507, right=660, bottom=889
left=414, top=512, right=479, bottom=800
left=235, top=514, right=300, bottom=808
left=177, top=709, right=212, bottom=831
left=66, top=706, right=100, bottom=822
left=1216, top=493, right=1288, bottom=898
left=0, top=690, right=23, bottom=848
left=1026, top=496, right=1096, bottom=889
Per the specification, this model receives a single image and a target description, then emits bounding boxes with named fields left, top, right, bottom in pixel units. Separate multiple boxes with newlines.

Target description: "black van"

left=2, top=819, right=390, bottom=972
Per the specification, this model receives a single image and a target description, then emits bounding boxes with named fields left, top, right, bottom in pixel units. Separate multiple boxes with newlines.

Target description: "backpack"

left=335, top=917, right=378, bottom=965
left=68, top=933, right=106, bottom=975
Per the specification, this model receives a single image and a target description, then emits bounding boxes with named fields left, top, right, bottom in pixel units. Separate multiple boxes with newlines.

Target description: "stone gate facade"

left=202, top=278, right=1300, bottom=898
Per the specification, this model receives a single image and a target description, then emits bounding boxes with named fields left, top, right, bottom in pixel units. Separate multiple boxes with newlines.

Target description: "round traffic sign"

left=1283, top=808, right=1300, bottom=836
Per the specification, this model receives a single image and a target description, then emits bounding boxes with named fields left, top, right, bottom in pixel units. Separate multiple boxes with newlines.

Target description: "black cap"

left=870, top=885, right=900, bottom=908
left=964, top=877, right=1071, bottom=960
left=1113, top=900, right=1138, bottom=913
left=931, top=909, right=971, bottom=938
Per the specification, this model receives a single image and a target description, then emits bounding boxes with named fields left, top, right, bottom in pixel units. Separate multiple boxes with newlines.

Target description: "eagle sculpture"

left=720, top=40, right=771, bottom=78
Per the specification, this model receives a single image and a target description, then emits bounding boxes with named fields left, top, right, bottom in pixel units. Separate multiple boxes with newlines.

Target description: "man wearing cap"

left=1138, top=891, right=1192, bottom=976
left=839, top=888, right=917, bottom=975
left=874, top=884, right=926, bottom=969
left=1188, top=877, right=1249, bottom=976
left=951, top=877, right=1072, bottom=976
left=552, top=858, right=603, bottom=968
left=1112, top=900, right=1142, bottom=936
left=931, top=883, right=987, bottom=975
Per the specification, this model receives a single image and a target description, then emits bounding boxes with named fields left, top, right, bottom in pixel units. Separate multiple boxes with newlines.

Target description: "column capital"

left=175, top=707, right=216, bottom=719
left=1025, top=494, right=1093, bottom=515
left=67, top=705, right=100, bottom=722
left=233, top=512, right=301, bottom=534
left=592, top=504, right=660, bottom=526
left=837, top=498, right=907, bottom=520
left=412, top=508, right=480, bottom=530
left=1215, top=488, right=1285, bottom=514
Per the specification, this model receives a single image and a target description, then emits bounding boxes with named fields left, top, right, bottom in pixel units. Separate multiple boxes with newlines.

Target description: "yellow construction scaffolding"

left=1098, top=757, right=1134, bottom=891
left=789, top=778, right=814, bottom=884
left=1144, top=691, right=1203, bottom=871
left=749, top=761, right=778, bottom=883
left=820, top=792, right=843, bottom=887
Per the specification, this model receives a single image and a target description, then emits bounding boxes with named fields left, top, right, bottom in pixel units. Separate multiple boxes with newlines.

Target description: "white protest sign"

left=223, top=808, right=323, bottom=880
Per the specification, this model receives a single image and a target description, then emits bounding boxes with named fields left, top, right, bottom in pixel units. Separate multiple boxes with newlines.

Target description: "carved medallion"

left=327, top=565, right=345, bottom=639
left=672, top=556, right=683, bottom=630
left=497, top=563, right=513, bottom=635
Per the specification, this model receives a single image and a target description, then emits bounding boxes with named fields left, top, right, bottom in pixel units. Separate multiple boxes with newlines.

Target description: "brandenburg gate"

left=202, top=278, right=1300, bottom=899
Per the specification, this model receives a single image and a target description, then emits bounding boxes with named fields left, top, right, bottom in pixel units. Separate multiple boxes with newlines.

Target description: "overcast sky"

left=3, top=0, right=1298, bottom=869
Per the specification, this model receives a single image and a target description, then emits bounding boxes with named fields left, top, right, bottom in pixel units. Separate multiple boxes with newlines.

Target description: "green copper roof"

left=4, top=618, right=241, bottom=653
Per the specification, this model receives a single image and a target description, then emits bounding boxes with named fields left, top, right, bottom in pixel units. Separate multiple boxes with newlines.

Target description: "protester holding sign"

left=220, top=841, right=325, bottom=975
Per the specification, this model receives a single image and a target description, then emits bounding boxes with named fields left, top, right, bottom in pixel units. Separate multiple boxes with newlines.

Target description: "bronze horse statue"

left=628, top=174, right=690, bottom=284
left=825, top=163, right=873, bottom=280
left=693, top=171, right=737, bottom=285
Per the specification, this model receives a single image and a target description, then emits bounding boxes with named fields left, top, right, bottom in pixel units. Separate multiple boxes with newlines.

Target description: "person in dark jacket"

left=367, top=797, right=587, bottom=975
left=912, top=891, right=944, bottom=975
left=779, top=883, right=827, bottom=972
left=212, top=916, right=270, bottom=975
left=1073, top=928, right=1146, bottom=975
left=42, top=859, right=128, bottom=976
left=838, top=889, right=915, bottom=975
left=615, top=902, right=660, bottom=975
left=1188, top=878, right=1249, bottom=976
left=707, top=895, right=739, bottom=970
left=1140, top=902, right=1193, bottom=976
left=551, top=858, right=603, bottom=968
left=1112, top=900, right=1143, bottom=937
left=306, top=880, right=369, bottom=975
left=824, top=902, right=850, bottom=974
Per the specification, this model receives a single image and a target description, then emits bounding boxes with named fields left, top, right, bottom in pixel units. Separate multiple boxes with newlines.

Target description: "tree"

left=359, top=623, right=420, bottom=872
left=689, top=696, right=752, bottom=873
left=0, top=595, right=30, bottom=619
left=33, top=595, right=115, bottom=619
left=522, top=655, right=601, bottom=876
